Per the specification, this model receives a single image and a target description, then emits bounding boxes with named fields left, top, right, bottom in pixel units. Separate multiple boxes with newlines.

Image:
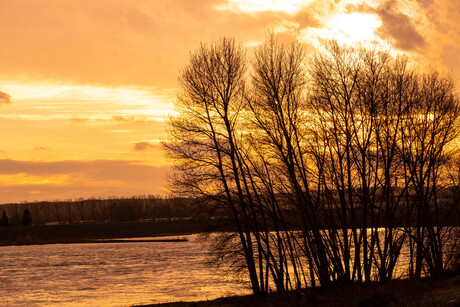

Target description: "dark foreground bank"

left=0, top=219, right=220, bottom=246
left=141, top=276, right=460, bottom=307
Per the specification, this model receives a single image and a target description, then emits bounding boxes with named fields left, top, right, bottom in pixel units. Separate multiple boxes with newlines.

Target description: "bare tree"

left=163, top=37, right=268, bottom=294
left=247, top=33, right=331, bottom=287
left=164, top=35, right=460, bottom=293
left=400, top=71, right=460, bottom=278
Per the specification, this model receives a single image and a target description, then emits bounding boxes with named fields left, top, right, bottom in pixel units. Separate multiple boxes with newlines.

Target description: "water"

left=2, top=229, right=457, bottom=306
left=0, top=235, right=251, bottom=306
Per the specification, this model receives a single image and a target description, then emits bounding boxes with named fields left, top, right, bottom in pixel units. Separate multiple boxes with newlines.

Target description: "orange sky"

left=1, top=0, right=459, bottom=203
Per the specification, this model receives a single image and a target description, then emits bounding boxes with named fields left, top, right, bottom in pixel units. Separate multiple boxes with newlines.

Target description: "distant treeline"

left=0, top=195, right=198, bottom=225
left=1, top=189, right=457, bottom=228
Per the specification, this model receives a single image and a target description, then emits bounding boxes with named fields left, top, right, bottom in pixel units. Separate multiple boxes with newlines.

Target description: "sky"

left=0, top=0, right=459, bottom=203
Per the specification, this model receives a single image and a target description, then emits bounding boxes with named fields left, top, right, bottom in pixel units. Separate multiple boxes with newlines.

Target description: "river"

left=2, top=229, right=457, bottom=306
left=0, top=234, right=251, bottom=306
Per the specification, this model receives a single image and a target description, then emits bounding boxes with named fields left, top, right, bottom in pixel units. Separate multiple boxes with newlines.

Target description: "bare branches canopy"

left=164, top=35, right=460, bottom=294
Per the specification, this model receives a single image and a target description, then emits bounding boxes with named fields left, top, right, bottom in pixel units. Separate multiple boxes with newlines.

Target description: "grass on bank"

left=146, top=275, right=460, bottom=307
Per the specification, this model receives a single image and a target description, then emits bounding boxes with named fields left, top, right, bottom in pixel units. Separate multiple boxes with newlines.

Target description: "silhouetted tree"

left=1, top=211, right=9, bottom=226
left=165, top=34, right=460, bottom=292
left=22, top=208, right=32, bottom=226
left=163, top=37, right=266, bottom=295
left=400, top=71, right=460, bottom=279
left=248, top=33, right=330, bottom=288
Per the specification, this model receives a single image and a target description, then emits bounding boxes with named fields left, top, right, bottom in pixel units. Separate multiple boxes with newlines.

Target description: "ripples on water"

left=2, top=229, right=456, bottom=306
left=0, top=235, right=251, bottom=306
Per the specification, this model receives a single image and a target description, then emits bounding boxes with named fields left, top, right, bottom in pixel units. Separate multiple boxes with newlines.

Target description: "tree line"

left=163, top=35, right=460, bottom=294
left=0, top=195, right=191, bottom=225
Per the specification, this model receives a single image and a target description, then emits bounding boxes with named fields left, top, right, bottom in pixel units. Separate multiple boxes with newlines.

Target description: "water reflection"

left=2, top=230, right=456, bottom=306
left=0, top=235, right=250, bottom=306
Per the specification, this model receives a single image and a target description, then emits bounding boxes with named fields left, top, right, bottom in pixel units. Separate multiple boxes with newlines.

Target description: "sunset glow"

left=217, top=0, right=311, bottom=14
left=0, top=0, right=459, bottom=202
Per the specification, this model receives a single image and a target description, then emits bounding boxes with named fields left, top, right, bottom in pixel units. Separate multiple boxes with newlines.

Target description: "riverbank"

left=144, top=275, right=460, bottom=306
left=0, top=219, right=218, bottom=246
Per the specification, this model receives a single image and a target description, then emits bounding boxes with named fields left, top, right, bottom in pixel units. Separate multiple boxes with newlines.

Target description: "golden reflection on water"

left=2, top=229, right=456, bottom=306
left=0, top=235, right=251, bottom=306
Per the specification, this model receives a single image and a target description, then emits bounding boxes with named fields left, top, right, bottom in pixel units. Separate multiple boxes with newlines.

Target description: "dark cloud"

left=0, top=91, right=11, bottom=104
left=133, top=141, right=157, bottom=151
left=375, top=1, right=425, bottom=50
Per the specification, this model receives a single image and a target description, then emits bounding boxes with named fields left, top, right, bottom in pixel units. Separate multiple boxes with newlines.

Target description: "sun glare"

left=327, top=13, right=382, bottom=43
left=300, top=13, right=382, bottom=47
left=216, top=0, right=313, bottom=14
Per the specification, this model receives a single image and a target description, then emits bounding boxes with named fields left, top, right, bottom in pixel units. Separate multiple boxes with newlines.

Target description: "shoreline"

left=3, top=220, right=458, bottom=247
left=0, top=237, right=190, bottom=246
left=0, top=220, right=210, bottom=246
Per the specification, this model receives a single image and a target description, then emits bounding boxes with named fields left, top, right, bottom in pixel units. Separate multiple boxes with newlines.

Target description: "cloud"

left=70, top=117, right=91, bottom=123
left=1, top=0, right=459, bottom=90
left=216, top=0, right=310, bottom=14
left=0, top=159, right=160, bottom=178
left=374, top=1, right=425, bottom=50
left=69, top=115, right=162, bottom=124
left=416, top=0, right=434, bottom=7
left=133, top=141, right=158, bottom=151
left=112, top=115, right=159, bottom=123
left=0, top=0, right=284, bottom=88
left=33, top=146, right=49, bottom=152
left=0, top=91, right=11, bottom=104
left=113, top=115, right=133, bottom=122
left=0, top=159, right=170, bottom=202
